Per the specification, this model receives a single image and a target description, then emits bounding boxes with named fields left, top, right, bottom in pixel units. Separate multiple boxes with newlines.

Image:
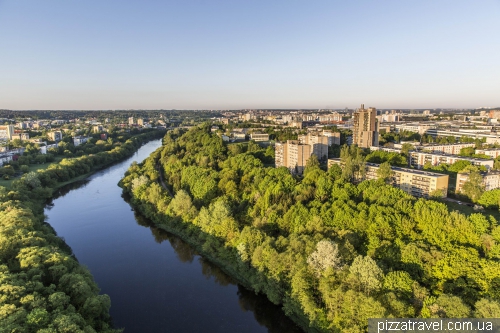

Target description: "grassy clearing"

left=443, top=199, right=500, bottom=221
left=0, top=156, right=65, bottom=189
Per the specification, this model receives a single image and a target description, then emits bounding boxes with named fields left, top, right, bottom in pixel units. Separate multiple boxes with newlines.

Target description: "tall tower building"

left=353, top=104, right=378, bottom=148
left=274, top=140, right=312, bottom=175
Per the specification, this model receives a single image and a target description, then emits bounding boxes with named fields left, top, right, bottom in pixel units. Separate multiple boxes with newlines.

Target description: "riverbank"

left=0, top=130, right=165, bottom=332
left=120, top=125, right=500, bottom=333
left=123, top=194, right=314, bottom=333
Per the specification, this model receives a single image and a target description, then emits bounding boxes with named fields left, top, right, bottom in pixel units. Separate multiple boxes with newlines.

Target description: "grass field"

left=0, top=156, right=65, bottom=189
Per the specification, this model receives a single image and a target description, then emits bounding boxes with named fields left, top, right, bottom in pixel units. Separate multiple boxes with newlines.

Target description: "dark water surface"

left=45, top=140, right=303, bottom=333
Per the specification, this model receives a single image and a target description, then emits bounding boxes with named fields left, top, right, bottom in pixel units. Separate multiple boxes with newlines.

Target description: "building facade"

left=328, top=158, right=449, bottom=198
left=456, top=171, right=500, bottom=193
left=421, top=143, right=476, bottom=155
left=353, top=104, right=378, bottom=148
left=250, top=133, right=270, bottom=141
left=48, top=131, right=63, bottom=142
left=409, top=151, right=494, bottom=169
left=0, top=125, right=15, bottom=140
left=275, top=140, right=312, bottom=174
left=475, top=148, right=500, bottom=159
left=73, top=136, right=89, bottom=146
left=298, top=133, right=329, bottom=161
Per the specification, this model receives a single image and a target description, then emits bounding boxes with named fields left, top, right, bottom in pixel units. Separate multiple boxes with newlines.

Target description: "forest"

left=121, top=124, right=500, bottom=333
left=0, top=129, right=165, bottom=332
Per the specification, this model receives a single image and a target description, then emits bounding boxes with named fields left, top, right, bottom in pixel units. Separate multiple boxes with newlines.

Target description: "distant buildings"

left=328, top=158, right=449, bottom=198
left=11, top=133, right=29, bottom=141
left=409, top=151, right=494, bottom=170
left=0, top=148, right=26, bottom=166
left=456, top=171, right=500, bottom=193
left=128, top=117, right=134, bottom=125
left=353, top=104, right=378, bottom=148
left=250, top=133, right=269, bottom=142
left=73, top=136, right=89, bottom=146
left=137, top=118, right=144, bottom=126
left=0, top=125, right=15, bottom=140
left=231, top=132, right=246, bottom=140
left=421, top=143, right=475, bottom=155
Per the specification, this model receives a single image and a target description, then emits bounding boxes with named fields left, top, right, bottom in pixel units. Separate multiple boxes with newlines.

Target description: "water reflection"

left=131, top=209, right=304, bottom=333
left=51, top=180, right=91, bottom=200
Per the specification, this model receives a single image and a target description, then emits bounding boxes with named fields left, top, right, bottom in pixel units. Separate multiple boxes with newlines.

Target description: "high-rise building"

left=128, top=117, right=134, bottom=125
left=298, top=133, right=329, bottom=161
left=0, top=125, right=15, bottom=140
left=137, top=118, right=144, bottom=126
left=353, top=104, right=378, bottom=148
left=275, top=140, right=312, bottom=175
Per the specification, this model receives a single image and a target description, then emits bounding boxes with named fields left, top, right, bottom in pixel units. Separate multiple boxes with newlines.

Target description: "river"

left=45, top=140, right=304, bottom=333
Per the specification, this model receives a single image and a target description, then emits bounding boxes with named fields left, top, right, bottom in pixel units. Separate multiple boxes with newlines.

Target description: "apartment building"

left=353, top=104, right=378, bottom=148
left=409, top=151, right=494, bottom=169
left=321, top=131, right=341, bottom=145
left=128, top=117, right=134, bottom=125
left=298, top=133, right=329, bottom=161
left=250, top=133, right=270, bottom=142
left=137, top=118, right=144, bottom=126
left=424, top=129, right=500, bottom=145
left=318, top=112, right=342, bottom=123
left=73, top=136, right=89, bottom=147
left=421, top=143, right=476, bottom=155
left=0, top=125, right=15, bottom=140
left=11, top=133, right=30, bottom=141
left=395, top=123, right=437, bottom=135
left=275, top=140, right=312, bottom=174
left=48, top=131, right=63, bottom=142
left=231, top=132, right=246, bottom=140
left=92, top=125, right=103, bottom=133
left=475, top=148, right=500, bottom=159
left=328, top=158, right=449, bottom=198
left=456, top=171, right=500, bottom=193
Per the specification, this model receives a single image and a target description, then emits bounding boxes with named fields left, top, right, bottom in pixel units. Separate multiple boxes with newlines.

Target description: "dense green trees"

left=0, top=129, right=165, bottom=331
left=122, top=125, right=500, bottom=333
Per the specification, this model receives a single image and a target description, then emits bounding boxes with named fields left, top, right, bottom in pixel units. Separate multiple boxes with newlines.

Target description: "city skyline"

left=0, top=0, right=499, bottom=110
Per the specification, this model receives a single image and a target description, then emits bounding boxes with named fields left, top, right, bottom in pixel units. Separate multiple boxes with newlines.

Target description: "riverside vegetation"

left=121, top=125, right=500, bottom=333
left=0, top=129, right=165, bottom=332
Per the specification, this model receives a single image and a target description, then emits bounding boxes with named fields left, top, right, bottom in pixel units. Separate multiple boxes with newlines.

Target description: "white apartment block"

left=410, top=151, right=494, bottom=169
left=328, top=158, right=449, bottom=198
left=321, top=131, right=341, bottom=145
left=318, top=112, right=342, bottom=123
left=475, top=148, right=500, bottom=159
left=250, top=133, right=270, bottom=142
left=73, top=136, right=89, bottom=146
left=421, top=143, right=476, bottom=155
left=456, top=171, right=500, bottom=193
left=425, top=129, right=500, bottom=145
left=395, top=123, right=437, bottom=135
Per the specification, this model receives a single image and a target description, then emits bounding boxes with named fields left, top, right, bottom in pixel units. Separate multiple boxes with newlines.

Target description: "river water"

left=45, top=140, right=303, bottom=333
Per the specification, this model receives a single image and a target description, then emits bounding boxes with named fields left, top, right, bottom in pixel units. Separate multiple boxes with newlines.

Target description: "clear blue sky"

left=0, top=0, right=499, bottom=110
